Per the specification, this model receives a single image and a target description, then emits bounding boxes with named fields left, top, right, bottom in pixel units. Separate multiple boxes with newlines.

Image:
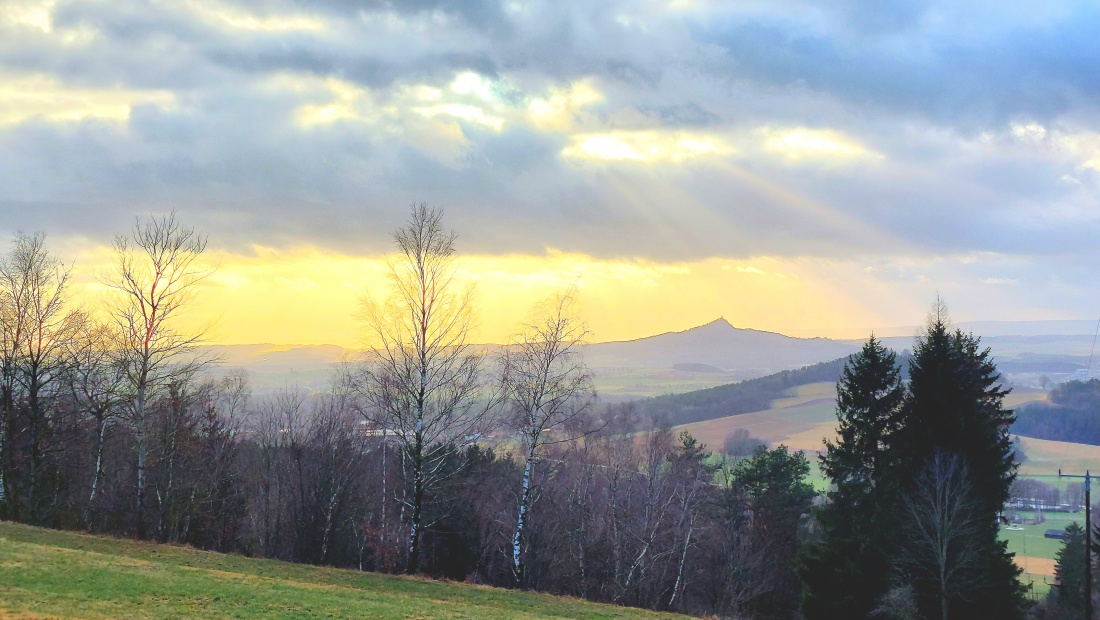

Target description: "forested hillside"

left=1013, top=379, right=1100, bottom=444
left=641, top=352, right=914, bottom=426
left=638, top=357, right=849, bottom=425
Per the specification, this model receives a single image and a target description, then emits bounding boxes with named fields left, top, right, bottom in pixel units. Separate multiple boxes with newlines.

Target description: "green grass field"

left=0, top=521, right=688, bottom=620
left=591, top=368, right=743, bottom=399
left=1000, top=510, right=1085, bottom=601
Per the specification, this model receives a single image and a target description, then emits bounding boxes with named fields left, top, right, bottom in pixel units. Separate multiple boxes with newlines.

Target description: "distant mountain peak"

left=696, top=317, right=735, bottom=331
left=584, top=316, right=860, bottom=377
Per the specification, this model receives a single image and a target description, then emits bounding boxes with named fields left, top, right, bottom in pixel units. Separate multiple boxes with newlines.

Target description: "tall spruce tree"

left=802, top=336, right=904, bottom=619
left=1051, top=522, right=1086, bottom=615
left=886, top=302, right=1023, bottom=619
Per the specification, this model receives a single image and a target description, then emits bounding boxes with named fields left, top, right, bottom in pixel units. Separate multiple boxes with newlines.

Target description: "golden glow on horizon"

left=65, top=245, right=901, bottom=348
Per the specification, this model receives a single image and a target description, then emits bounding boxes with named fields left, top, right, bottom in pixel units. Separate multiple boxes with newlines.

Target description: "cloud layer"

left=2, top=0, right=1099, bottom=330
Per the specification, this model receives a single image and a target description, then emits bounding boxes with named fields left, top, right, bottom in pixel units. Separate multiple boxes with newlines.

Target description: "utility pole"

left=1060, top=468, right=1093, bottom=619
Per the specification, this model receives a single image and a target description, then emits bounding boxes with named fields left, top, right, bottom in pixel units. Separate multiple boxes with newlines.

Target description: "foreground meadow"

left=0, top=522, right=688, bottom=620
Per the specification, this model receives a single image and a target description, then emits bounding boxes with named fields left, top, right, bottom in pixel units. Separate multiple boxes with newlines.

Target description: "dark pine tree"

left=886, top=302, right=1024, bottom=619
left=734, top=445, right=816, bottom=620
left=1051, top=522, right=1086, bottom=615
left=802, top=335, right=904, bottom=619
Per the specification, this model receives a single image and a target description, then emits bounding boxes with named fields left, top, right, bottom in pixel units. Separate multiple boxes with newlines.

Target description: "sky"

left=1, top=0, right=1099, bottom=346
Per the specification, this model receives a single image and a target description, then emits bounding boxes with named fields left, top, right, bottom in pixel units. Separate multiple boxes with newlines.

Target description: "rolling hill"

left=637, top=356, right=851, bottom=426
left=0, top=521, right=687, bottom=620
left=201, top=318, right=1099, bottom=398
left=201, top=318, right=865, bottom=396
left=583, top=318, right=859, bottom=374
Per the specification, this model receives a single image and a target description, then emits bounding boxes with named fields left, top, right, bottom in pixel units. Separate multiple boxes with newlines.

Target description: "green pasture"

left=0, top=521, right=687, bottom=620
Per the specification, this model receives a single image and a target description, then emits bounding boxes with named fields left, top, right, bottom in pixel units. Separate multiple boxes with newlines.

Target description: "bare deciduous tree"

left=309, top=379, right=364, bottom=565
left=103, top=212, right=213, bottom=538
left=722, top=429, right=766, bottom=458
left=249, top=385, right=309, bottom=559
left=0, top=233, right=84, bottom=519
left=892, top=450, right=982, bottom=620
left=710, top=461, right=776, bottom=617
left=0, top=279, right=12, bottom=510
left=501, top=291, right=594, bottom=587
left=872, top=584, right=920, bottom=620
left=66, top=320, right=127, bottom=527
left=360, top=203, right=497, bottom=574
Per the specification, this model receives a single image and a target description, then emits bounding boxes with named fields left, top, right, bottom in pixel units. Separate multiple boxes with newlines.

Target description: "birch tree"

left=360, top=203, right=496, bottom=574
left=0, top=280, right=13, bottom=511
left=891, top=451, right=982, bottom=620
left=66, top=320, right=126, bottom=527
left=0, top=233, right=83, bottom=520
left=103, top=212, right=212, bottom=538
left=501, top=291, right=594, bottom=587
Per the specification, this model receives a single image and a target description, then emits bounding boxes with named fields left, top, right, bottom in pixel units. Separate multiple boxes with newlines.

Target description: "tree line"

left=0, top=204, right=1027, bottom=618
left=639, top=355, right=854, bottom=426
left=1014, top=379, right=1100, bottom=445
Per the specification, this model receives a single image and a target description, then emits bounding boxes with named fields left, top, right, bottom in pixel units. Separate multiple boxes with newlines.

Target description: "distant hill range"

left=582, top=318, right=859, bottom=374
left=200, top=318, right=1098, bottom=394
left=200, top=344, right=354, bottom=390
left=200, top=318, right=864, bottom=390
left=837, top=319, right=1100, bottom=339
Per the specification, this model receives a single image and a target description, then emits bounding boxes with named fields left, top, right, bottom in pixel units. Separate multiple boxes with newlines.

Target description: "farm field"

left=677, top=382, right=838, bottom=454
left=592, top=367, right=745, bottom=399
left=1016, top=437, right=1100, bottom=476
left=1001, top=510, right=1086, bottom=600
left=679, top=383, right=1062, bottom=468
left=0, top=522, right=688, bottom=620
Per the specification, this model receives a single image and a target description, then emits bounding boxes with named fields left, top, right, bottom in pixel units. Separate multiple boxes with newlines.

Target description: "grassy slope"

left=0, top=522, right=688, bottom=620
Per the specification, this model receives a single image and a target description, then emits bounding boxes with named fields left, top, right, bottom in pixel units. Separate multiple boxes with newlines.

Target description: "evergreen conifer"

left=1052, top=522, right=1086, bottom=614
left=802, top=336, right=903, bottom=619
left=886, top=302, right=1023, bottom=619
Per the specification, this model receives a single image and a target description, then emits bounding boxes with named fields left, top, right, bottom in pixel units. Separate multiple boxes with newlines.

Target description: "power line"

left=1087, top=315, right=1100, bottom=378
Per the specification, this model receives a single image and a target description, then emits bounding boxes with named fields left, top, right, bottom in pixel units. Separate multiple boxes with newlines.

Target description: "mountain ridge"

left=198, top=318, right=1097, bottom=394
left=580, top=317, right=859, bottom=374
